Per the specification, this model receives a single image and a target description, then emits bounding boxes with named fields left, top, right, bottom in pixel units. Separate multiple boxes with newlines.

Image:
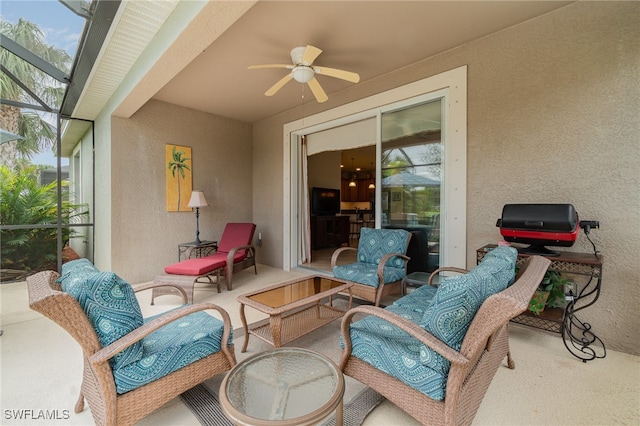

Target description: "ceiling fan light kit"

left=248, top=44, right=360, bottom=103
left=292, top=66, right=314, bottom=83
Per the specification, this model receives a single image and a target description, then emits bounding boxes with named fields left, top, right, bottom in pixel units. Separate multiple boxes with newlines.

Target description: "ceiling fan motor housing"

left=290, top=46, right=307, bottom=64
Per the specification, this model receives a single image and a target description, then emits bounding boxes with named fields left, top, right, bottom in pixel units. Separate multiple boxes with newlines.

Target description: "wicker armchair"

left=27, top=270, right=237, bottom=426
left=339, top=255, right=551, bottom=426
left=331, top=228, right=411, bottom=306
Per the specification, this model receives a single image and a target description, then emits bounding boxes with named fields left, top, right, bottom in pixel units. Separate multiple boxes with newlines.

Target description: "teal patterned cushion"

left=333, top=263, right=406, bottom=288
left=344, top=304, right=447, bottom=400
left=57, top=258, right=100, bottom=293
left=357, top=228, right=410, bottom=268
left=474, top=246, right=519, bottom=297
left=392, top=284, right=439, bottom=314
left=68, top=272, right=145, bottom=370
left=113, top=311, right=230, bottom=394
left=418, top=246, right=517, bottom=373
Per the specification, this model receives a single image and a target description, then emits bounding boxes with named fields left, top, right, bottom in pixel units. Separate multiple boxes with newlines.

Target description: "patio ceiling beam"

left=0, top=64, right=54, bottom=112
left=0, top=34, right=70, bottom=84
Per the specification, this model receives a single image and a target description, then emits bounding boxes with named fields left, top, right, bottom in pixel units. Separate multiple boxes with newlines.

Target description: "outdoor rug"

left=180, top=297, right=385, bottom=425
left=181, top=383, right=384, bottom=426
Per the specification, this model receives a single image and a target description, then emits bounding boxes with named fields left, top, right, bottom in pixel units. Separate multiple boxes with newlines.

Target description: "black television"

left=311, top=187, right=341, bottom=216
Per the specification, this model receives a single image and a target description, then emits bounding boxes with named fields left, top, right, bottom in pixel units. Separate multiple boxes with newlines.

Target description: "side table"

left=401, top=271, right=433, bottom=295
left=178, top=240, right=218, bottom=261
left=477, top=244, right=605, bottom=362
left=219, top=348, right=344, bottom=426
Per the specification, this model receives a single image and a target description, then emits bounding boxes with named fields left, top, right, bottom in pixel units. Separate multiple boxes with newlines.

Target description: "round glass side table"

left=219, top=348, right=345, bottom=426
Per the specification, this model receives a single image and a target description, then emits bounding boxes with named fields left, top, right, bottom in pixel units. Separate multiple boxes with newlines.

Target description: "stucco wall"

left=110, top=100, right=253, bottom=283
left=253, top=2, right=639, bottom=354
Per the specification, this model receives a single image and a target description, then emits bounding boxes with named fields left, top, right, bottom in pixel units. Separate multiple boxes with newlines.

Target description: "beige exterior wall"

left=110, top=100, right=252, bottom=283
left=253, top=2, right=639, bottom=354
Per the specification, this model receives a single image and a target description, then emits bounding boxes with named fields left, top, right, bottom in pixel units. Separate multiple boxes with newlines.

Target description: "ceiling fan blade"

left=248, top=64, right=293, bottom=70
left=313, top=66, right=360, bottom=83
left=301, top=45, right=322, bottom=66
left=307, top=77, right=328, bottom=103
left=265, top=73, right=293, bottom=96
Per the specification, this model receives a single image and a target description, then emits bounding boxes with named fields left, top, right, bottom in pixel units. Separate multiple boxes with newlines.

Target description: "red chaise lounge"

left=152, top=223, right=257, bottom=304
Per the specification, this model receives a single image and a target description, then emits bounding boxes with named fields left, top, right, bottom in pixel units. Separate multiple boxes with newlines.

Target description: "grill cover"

left=497, top=204, right=579, bottom=247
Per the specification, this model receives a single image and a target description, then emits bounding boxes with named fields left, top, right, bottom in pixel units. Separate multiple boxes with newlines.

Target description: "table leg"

left=240, top=303, right=249, bottom=353
left=270, top=314, right=282, bottom=348
left=336, top=399, right=344, bottom=426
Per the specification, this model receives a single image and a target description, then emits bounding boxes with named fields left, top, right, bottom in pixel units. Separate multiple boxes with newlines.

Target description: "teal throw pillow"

left=69, top=271, right=144, bottom=369
left=418, top=246, right=517, bottom=374
left=57, top=258, right=100, bottom=293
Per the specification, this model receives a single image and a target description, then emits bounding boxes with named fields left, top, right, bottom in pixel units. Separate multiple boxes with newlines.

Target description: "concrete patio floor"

left=1, top=264, right=638, bottom=425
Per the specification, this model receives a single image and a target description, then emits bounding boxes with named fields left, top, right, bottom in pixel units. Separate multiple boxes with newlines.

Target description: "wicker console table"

left=477, top=244, right=605, bottom=362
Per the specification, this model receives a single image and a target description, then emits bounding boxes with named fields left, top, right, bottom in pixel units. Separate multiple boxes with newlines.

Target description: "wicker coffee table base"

left=237, top=276, right=352, bottom=352
left=241, top=303, right=347, bottom=352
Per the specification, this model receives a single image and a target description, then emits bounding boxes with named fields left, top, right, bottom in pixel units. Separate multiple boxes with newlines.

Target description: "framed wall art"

left=165, top=144, right=193, bottom=212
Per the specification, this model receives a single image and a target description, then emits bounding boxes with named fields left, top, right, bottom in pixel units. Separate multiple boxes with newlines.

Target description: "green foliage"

left=0, top=18, right=71, bottom=158
left=528, top=270, right=570, bottom=315
left=528, top=290, right=549, bottom=316
left=544, top=271, right=571, bottom=308
left=0, top=165, right=88, bottom=273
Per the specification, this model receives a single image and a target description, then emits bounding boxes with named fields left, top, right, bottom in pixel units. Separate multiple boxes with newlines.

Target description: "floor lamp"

left=188, top=191, right=209, bottom=244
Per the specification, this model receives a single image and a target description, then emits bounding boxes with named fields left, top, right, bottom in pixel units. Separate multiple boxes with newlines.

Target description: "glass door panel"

left=381, top=100, right=442, bottom=273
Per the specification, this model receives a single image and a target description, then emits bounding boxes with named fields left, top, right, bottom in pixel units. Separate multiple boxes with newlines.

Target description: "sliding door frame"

left=283, top=65, right=467, bottom=271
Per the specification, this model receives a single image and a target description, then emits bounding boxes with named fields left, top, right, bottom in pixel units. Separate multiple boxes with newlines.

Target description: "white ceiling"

left=150, top=1, right=572, bottom=124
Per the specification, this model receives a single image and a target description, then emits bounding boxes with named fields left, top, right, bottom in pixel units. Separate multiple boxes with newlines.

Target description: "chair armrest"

left=89, top=303, right=234, bottom=366
left=226, top=245, right=256, bottom=263
left=331, top=247, right=358, bottom=267
left=132, top=281, right=188, bottom=304
left=376, top=253, right=411, bottom=279
left=339, top=305, right=469, bottom=371
left=427, top=267, right=469, bottom=286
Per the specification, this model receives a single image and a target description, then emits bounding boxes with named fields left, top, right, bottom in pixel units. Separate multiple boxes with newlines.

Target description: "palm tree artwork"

left=0, top=18, right=71, bottom=168
left=166, top=145, right=192, bottom=212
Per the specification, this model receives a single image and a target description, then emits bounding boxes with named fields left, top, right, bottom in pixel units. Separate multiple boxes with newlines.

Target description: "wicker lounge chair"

left=339, top=252, right=551, bottom=426
left=153, top=222, right=257, bottom=304
left=27, top=268, right=236, bottom=426
left=331, top=227, right=411, bottom=306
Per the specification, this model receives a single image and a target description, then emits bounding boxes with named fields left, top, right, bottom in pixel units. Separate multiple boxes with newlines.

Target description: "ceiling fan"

left=248, top=45, right=360, bottom=103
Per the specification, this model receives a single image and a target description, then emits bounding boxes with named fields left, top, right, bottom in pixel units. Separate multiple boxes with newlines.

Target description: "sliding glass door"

left=381, top=100, right=442, bottom=272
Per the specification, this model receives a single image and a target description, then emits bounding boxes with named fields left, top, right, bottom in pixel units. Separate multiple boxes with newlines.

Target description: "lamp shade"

left=187, top=191, right=209, bottom=208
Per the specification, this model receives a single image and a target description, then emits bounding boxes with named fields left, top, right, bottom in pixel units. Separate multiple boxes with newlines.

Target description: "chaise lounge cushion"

left=164, top=255, right=226, bottom=276
left=216, top=222, right=254, bottom=259
left=66, top=271, right=145, bottom=370
left=418, top=246, right=517, bottom=374
left=113, top=310, right=231, bottom=394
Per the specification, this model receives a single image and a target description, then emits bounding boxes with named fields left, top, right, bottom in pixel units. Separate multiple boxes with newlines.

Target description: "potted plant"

left=528, top=270, right=571, bottom=315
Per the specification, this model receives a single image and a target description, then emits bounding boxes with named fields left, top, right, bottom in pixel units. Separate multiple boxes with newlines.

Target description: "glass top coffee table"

left=237, top=275, right=352, bottom=352
left=219, top=348, right=345, bottom=426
